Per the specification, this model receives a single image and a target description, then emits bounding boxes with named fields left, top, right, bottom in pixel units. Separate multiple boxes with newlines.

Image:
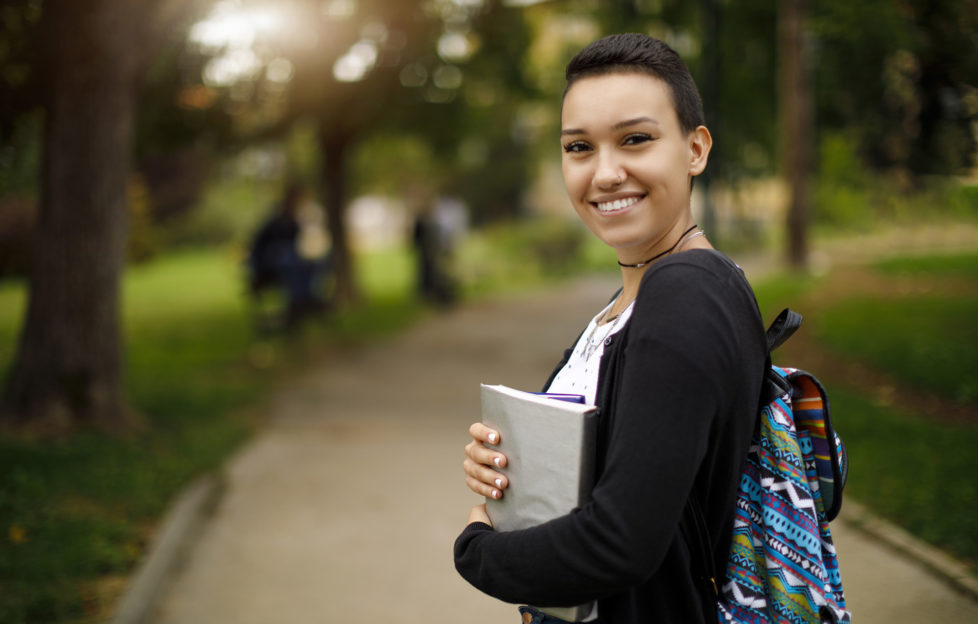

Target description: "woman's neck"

left=604, top=235, right=714, bottom=323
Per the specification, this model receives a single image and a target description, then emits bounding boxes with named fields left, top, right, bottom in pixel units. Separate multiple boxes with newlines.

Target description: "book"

left=480, top=383, right=599, bottom=622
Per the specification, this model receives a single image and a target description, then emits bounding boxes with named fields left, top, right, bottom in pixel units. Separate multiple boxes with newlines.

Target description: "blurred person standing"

left=413, top=196, right=464, bottom=307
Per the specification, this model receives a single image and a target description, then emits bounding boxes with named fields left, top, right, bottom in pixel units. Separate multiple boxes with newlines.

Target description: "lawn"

left=754, top=250, right=978, bottom=570
left=0, top=245, right=428, bottom=623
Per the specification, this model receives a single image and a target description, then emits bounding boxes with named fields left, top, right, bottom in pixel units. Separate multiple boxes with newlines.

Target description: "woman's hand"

left=463, top=422, right=508, bottom=501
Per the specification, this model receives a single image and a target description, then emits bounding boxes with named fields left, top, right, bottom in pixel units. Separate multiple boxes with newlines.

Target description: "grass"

left=829, top=387, right=978, bottom=565
left=0, top=244, right=428, bottom=623
left=816, top=251, right=978, bottom=405
left=873, top=252, right=978, bottom=277
left=817, top=294, right=978, bottom=404
left=754, top=250, right=978, bottom=570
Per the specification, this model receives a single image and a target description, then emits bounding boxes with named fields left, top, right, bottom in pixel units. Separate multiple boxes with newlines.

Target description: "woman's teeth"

left=596, top=196, right=640, bottom=212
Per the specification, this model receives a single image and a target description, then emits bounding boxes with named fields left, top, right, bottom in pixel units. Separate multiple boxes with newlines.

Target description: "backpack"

left=682, top=308, right=852, bottom=624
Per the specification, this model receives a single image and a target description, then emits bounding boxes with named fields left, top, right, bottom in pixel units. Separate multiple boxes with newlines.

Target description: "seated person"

left=248, top=185, right=330, bottom=323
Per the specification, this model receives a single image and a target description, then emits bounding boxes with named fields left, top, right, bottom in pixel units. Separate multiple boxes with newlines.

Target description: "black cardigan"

left=454, top=250, right=767, bottom=623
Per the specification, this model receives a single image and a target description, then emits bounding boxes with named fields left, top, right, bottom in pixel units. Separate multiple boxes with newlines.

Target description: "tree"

left=195, top=0, right=534, bottom=299
left=812, top=0, right=978, bottom=180
left=1, top=0, right=204, bottom=431
left=779, top=0, right=813, bottom=270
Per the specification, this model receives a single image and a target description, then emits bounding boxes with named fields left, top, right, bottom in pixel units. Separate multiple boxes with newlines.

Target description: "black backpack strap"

left=766, top=308, right=802, bottom=352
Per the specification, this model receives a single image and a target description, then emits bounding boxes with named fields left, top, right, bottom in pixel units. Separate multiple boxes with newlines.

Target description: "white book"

left=480, top=383, right=599, bottom=622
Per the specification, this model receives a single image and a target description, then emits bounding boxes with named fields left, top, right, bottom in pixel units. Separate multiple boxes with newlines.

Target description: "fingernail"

left=491, top=489, right=500, bottom=499
left=493, top=457, right=501, bottom=467
left=488, top=432, right=497, bottom=444
left=495, top=478, right=503, bottom=488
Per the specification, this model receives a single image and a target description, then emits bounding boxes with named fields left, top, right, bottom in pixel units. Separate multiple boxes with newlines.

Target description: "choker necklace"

left=617, top=224, right=701, bottom=268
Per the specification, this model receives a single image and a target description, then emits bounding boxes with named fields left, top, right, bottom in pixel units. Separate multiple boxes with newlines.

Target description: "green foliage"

left=814, top=132, right=978, bottom=229
left=352, top=135, right=438, bottom=198
left=157, top=172, right=279, bottom=248
left=812, top=0, right=978, bottom=175
left=0, top=112, right=41, bottom=197
left=814, top=133, right=875, bottom=228
left=457, top=217, right=595, bottom=295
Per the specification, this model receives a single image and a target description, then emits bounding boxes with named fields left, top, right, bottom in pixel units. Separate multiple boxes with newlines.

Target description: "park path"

left=146, top=254, right=978, bottom=623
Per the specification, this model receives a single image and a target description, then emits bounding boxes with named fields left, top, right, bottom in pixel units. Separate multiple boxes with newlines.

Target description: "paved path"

left=147, top=271, right=978, bottom=624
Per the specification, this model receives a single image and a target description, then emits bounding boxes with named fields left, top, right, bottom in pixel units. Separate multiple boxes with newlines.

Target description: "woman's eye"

left=563, top=141, right=590, bottom=154
left=623, top=133, right=653, bottom=146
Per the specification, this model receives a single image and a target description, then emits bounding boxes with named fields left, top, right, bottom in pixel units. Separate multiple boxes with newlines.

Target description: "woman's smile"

left=593, top=194, right=646, bottom=213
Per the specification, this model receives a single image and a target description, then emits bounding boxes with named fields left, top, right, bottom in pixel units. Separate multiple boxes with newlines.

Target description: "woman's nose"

left=594, top=154, right=625, bottom=189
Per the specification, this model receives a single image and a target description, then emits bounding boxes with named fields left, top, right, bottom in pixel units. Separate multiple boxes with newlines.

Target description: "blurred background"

left=0, top=0, right=976, bottom=621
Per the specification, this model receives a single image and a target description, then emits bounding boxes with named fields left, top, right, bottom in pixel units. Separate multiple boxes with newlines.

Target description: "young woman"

left=454, top=33, right=768, bottom=624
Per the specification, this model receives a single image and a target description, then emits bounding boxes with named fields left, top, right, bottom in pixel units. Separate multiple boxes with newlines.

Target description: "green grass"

left=754, top=250, right=978, bottom=571
left=816, top=294, right=978, bottom=404
left=873, top=251, right=978, bottom=278
left=816, top=251, right=978, bottom=405
left=830, top=387, right=978, bottom=565
left=0, top=244, right=428, bottom=623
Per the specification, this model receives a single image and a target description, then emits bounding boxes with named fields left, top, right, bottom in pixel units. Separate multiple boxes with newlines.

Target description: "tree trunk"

left=699, top=0, right=721, bottom=239
left=779, top=0, right=812, bottom=271
left=319, top=130, right=360, bottom=304
left=2, top=1, right=139, bottom=431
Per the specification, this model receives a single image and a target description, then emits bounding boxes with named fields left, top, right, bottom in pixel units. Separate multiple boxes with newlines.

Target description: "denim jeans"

left=518, top=606, right=577, bottom=624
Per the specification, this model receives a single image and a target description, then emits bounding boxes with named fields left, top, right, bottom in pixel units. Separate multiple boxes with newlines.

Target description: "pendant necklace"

left=580, top=300, right=632, bottom=361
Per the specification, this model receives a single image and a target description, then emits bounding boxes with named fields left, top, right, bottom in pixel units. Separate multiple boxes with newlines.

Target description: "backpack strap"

left=784, top=368, right=848, bottom=521
left=761, top=308, right=801, bottom=403
left=765, top=307, right=802, bottom=351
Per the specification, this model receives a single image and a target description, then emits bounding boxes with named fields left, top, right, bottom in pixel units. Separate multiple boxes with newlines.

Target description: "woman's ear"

left=688, top=125, right=713, bottom=176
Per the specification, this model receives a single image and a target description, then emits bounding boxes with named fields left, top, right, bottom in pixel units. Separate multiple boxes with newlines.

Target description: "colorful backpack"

left=683, top=308, right=852, bottom=624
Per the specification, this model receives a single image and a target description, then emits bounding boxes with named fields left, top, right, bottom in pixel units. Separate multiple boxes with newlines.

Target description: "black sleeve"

left=454, top=257, right=760, bottom=608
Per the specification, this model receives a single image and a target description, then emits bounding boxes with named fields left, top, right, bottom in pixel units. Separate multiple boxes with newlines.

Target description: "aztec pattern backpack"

left=682, top=308, right=852, bottom=624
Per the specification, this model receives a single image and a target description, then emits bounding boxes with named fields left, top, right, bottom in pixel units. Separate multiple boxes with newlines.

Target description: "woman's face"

left=560, top=72, right=710, bottom=264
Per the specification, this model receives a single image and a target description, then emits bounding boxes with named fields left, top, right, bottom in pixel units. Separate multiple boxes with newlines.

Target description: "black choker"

left=617, top=224, right=699, bottom=268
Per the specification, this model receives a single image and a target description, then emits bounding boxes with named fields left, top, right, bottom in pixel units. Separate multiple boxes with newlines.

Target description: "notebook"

left=480, top=383, right=599, bottom=622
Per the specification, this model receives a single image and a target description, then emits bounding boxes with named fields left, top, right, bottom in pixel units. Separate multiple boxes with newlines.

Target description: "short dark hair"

left=564, top=33, right=705, bottom=135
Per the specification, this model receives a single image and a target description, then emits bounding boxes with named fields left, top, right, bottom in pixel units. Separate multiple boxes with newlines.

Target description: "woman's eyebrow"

left=561, top=116, right=660, bottom=136
left=613, top=116, right=659, bottom=130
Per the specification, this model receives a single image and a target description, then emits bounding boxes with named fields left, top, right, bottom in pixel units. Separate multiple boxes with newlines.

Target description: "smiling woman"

left=454, top=33, right=768, bottom=624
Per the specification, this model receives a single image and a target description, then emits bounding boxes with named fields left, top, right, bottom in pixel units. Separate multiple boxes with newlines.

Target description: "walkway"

left=144, top=270, right=978, bottom=623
